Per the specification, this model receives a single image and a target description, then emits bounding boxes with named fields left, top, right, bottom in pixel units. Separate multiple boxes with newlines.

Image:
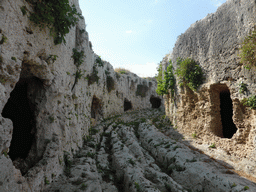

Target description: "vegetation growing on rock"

left=240, top=29, right=256, bottom=69
left=156, top=60, right=176, bottom=96
left=115, top=67, right=130, bottom=74
left=106, top=76, right=115, bottom=93
left=27, top=0, right=83, bottom=44
left=175, top=58, right=204, bottom=91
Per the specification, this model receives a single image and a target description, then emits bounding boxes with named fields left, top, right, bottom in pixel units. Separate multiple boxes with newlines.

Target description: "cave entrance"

left=1, top=76, right=45, bottom=175
left=220, top=90, right=237, bottom=138
left=124, top=98, right=132, bottom=111
left=209, top=84, right=237, bottom=138
left=91, top=96, right=102, bottom=120
left=2, top=78, right=35, bottom=161
left=150, top=96, right=161, bottom=108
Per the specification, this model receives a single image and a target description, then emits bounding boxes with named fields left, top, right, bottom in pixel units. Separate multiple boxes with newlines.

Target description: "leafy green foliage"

left=239, top=82, right=247, bottom=94
left=156, top=60, right=176, bottom=96
left=0, top=34, right=7, bottom=44
left=87, top=66, right=100, bottom=85
left=134, top=182, right=142, bottom=192
left=209, top=143, right=216, bottom=148
left=27, top=0, right=83, bottom=44
left=11, top=57, right=17, bottom=61
left=242, top=95, right=256, bottom=109
left=95, top=56, right=104, bottom=67
left=175, top=58, right=204, bottom=91
left=240, top=30, right=256, bottom=68
left=20, top=6, right=27, bottom=15
left=72, top=48, right=85, bottom=67
left=106, top=76, right=115, bottom=93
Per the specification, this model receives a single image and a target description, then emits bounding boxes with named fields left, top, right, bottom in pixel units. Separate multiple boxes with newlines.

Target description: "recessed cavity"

left=150, top=96, right=161, bottom=108
left=124, top=98, right=132, bottom=111
left=220, top=90, right=237, bottom=138
left=91, top=96, right=102, bottom=120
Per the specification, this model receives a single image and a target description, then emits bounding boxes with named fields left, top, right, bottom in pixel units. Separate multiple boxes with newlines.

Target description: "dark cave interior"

left=91, top=96, right=102, bottom=119
left=124, top=98, right=132, bottom=111
left=1, top=78, right=36, bottom=161
left=220, top=90, right=237, bottom=138
left=150, top=96, right=161, bottom=108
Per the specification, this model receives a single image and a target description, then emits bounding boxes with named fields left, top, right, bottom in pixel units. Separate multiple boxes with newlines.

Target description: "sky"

left=78, top=0, right=226, bottom=77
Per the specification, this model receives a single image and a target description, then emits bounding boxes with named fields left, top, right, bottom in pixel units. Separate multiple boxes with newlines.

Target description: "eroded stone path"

left=44, top=109, right=256, bottom=192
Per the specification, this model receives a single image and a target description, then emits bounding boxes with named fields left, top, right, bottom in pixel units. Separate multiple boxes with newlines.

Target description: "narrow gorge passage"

left=44, top=109, right=256, bottom=192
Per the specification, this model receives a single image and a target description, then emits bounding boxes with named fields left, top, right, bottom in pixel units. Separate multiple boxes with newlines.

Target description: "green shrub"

left=11, top=57, right=17, bottom=61
left=209, top=143, right=216, bottom=148
left=175, top=58, right=204, bottom=91
left=95, top=56, right=103, bottom=67
left=27, top=0, right=83, bottom=45
left=242, top=95, right=256, bottom=109
left=134, top=182, right=142, bottom=192
left=20, top=6, right=27, bottom=16
left=0, top=34, right=7, bottom=44
left=72, top=48, right=85, bottom=67
left=106, top=76, right=115, bottom=92
left=44, top=177, right=50, bottom=184
left=80, top=183, right=87, bottom=190
left=156, top=60, right=176, bottom=96
left=87, top=66, right=100, bottom=85
left=244, top=186, right=249, bottom=190
left=239, top=82, right=247, bottom=94
left=240, top=29, right=256, bottom=68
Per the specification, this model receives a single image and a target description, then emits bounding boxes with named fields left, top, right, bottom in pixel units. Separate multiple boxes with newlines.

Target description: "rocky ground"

left=43, top=109, right=256, bottom=192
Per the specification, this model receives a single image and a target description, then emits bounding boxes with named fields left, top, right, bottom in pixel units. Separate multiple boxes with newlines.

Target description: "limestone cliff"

left=163, top=0, right=256, bottom=178
left=0, top=0, right=162, bottom=191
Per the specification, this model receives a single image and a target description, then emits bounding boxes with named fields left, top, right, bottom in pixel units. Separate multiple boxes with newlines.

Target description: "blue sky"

left=79, top=0, right=226, bottom=77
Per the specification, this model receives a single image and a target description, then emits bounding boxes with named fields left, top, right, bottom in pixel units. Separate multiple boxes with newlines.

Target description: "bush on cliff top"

left=27, top=0, right=83, bottom=45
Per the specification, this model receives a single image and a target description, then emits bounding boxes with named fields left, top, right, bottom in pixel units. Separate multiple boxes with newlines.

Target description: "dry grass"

left=114, top=67, right=130, bottom=74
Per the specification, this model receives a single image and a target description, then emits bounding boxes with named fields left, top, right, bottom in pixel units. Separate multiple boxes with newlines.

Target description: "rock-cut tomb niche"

left=1, top=76, right=46, bottom=175
left=91, top=96, right=103, bottom=120
left=124, top=98, right=132, bottom=111
left=209, top=84, right=237, bottom=138
left=150, top=96, right=162, bottom=108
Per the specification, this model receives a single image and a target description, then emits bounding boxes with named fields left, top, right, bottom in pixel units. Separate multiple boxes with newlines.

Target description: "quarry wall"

left=163, top=0, right=256, bottom=177
left=0, top=0, right=162, bottom=191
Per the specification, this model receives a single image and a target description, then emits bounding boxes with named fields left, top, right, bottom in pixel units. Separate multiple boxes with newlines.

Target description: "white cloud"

left=126, top=62, right=158, bottom=77
left=126, top=30, right=133, bottom=34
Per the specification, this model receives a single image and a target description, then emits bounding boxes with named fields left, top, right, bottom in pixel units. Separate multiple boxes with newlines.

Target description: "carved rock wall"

left=0, top=0, right=162, bottom=191
left=163, top=0, right=256, bottom=178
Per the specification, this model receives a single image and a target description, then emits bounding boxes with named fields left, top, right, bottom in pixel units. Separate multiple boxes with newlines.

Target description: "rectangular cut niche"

left=209, top=84, right=237, bottom=138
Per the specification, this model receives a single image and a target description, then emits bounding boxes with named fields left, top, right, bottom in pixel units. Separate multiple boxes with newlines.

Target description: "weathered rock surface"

left=162, top=0, right=256, bottom=180
left=43, top=109, right=256, bottom=192
left=0, top=0, right=162, bottom=191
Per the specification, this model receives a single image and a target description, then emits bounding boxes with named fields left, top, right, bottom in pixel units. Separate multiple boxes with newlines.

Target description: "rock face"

left=0, top=0, right=162, bottom=191
left=43, top=109, right=256, bottom=192
left=163, top=0, right=256, bottom=179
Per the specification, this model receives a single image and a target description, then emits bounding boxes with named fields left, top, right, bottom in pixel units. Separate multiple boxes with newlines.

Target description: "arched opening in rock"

left=91, top=96, right=102, bottom=120
left=150, top=96, right=161, bottom=108
left=209, top=84, right=237, bottom=138
left=124, top=98, right=132, bottom=111
left=1, top=76, right=45, bottom=175
left=220, top=90, right=237, bottom=138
